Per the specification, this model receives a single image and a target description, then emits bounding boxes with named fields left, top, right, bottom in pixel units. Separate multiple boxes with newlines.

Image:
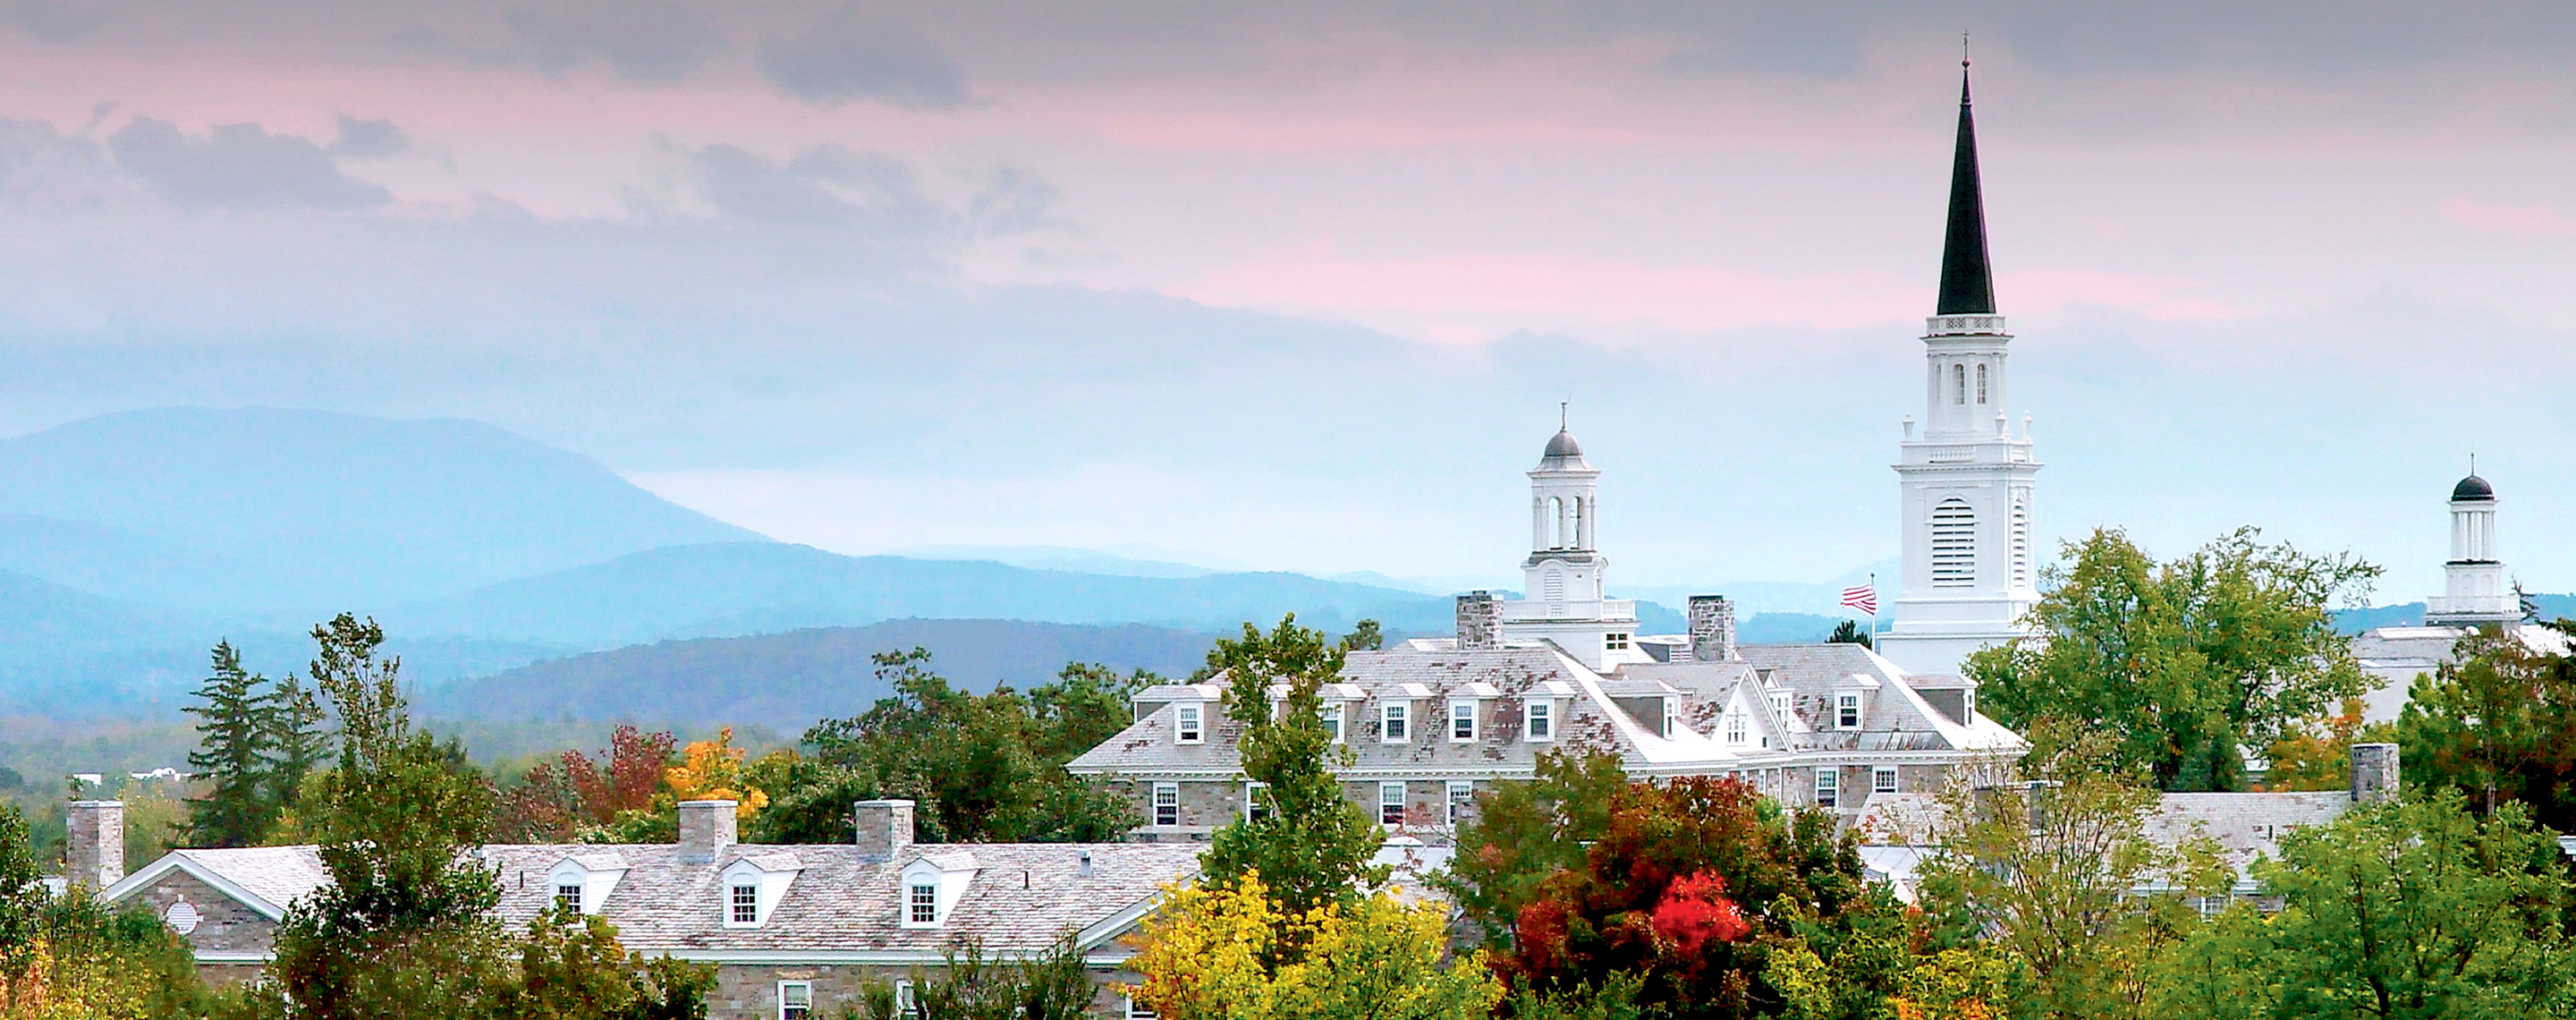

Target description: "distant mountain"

left=885, top=545, right=1220, bottom=580
left=0, top=407, right=766, bottom=616
left=424, top=619, right=1221, bottom=732
left=383, top=542, right=1460, bottom=647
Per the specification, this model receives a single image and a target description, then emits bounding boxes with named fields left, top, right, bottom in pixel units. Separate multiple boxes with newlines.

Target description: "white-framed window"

left=1175, top=702, right=1203, bottom=744
left=1953, top=362, right=1966, bottom=404
left=1322, top=701, right=1345, bottom=743
left=1244, top=781, right=1271, bottom=822
left=1724, top=712, right=1747, bottom=746
left=779, top=980, right=813, bottom=1020
left=1382, top=701, right=1410, bottom=742
left=895, top=979, right=918, bottom=1018
left=1874, top=768, right=1900, bottom=795
left=1606, top=632, right=1630, bottom=651
left=1836, top=693, right=1862, bottom=730
left=1816, top=769, right=1839, bottom=808
left=1151, top=782, right=1180, bottom=827
left=555, top=883, right=582, bottom=913
left=1661, top=698, right=1679, bottom=737
left=1125, top=995, right=1159, bottom=1019
left=1524, top=700, right=1554, bottom=741
left=1976, top=362, right=1988, bottom=404
left=909, top=881, right=939, bottom=924
left=1963, top=689, right=1978, bottom=719
left=1446, top=780, right=1475, bottom=827
left=1379, top=781, right=1406, bottom=825
left=1768, top=690, right=1791, bottom=717
left=730, top=883, right=758, bottom=924
left=1449, top=699, right=1478, bottom=742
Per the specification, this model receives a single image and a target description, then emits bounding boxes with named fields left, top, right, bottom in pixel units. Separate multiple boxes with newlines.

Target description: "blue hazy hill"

left=0, top=407, right=767, bottom=616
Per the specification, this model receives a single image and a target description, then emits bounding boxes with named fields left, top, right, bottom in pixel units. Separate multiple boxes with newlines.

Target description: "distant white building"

left=1488, top=424, right=1643, bottom=672
left=1875, top=67, right=2043, bottom=679
left=2351, top=472, right=2561, bottom=724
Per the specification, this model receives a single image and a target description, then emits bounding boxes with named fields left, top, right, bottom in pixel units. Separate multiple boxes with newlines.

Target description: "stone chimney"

left=2351, top=743, right=2400, bottom=804
left=1455, top=591, right=1503, bottom=650
left=1687, top=595, right=1739, bottom=662
left=66, top=800, right=124, bottom=889
left=853, top=799, right=915, bottom=863
left=676, top=800, right=738, bottom=863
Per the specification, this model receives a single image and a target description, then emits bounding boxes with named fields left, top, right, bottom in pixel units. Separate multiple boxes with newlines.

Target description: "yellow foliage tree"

left=665, top=727, right=769, bottom=820
left=1126, top=876, right=1500, bottom=1020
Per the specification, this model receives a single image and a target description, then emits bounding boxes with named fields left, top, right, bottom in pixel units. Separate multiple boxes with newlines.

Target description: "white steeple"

left=1497, top=415, right=1642, bottom=670
left=1876, top=61, right=2044, bottom=677
left=2424, top=472, right=2513, bottom=628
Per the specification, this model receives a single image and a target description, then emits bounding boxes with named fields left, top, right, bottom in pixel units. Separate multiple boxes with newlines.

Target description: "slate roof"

left=1850, top=787, right=2366, bottom=901
left=111, top=840, right=1199, bottom=961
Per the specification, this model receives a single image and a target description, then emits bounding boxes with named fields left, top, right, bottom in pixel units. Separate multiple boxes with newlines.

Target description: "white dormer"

left=1835, top=672, right=1881, bottom=731
left=1521, top=679, right=1576, bottom=743
left=547, top=854, right=630, bottom=915
left=1174, top=701, right=1205, bottom=744
left=718, top=853, right=803, bottom=929
left=898, top=851, right=979, bottom=929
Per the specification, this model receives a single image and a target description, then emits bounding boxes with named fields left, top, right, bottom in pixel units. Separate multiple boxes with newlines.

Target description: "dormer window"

left=1382, top=701, right=1410, bottom=743
left=1175, top=703, right=1204, bottom=744
left=555, top=883, right=583, bottom=913
left=546, top=854, right=628, bottom=917
left=908, top=882, right=937, bottom=923
left=1963, top=689, right=1977, bottom=719
left=1661, top=699, right=1679, bottom=738
left=1322, top=701, right=1345, bottom=743
left=720, top=854, right=803, bottom=928
left=1524, top=700, right=1554, bottom=742
left=899, top=852, right=979, bottom=929
left=1836, top=693, right=1862, bottom=730
left=1448, top=699, right=1478, bottom=742
left=1768, top=689, right=1790, bottom=717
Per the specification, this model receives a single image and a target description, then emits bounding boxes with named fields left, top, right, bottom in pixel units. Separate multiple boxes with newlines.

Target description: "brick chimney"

left=1687, top=595, right=1739, bottom=662
left=1455, top=591, right=1503, bottom=650
left=66, top=800, right=124, bottom=889
left=2351, top=743, right=2400, bottom=803
left=676, top=800, right=738, bottom=863
left=853, top=799, right=915, bottom=863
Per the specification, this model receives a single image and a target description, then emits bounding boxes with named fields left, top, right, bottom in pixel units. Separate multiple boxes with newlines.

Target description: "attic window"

left=1606, top=633, right=1630, bottom=651
left=555, top=883, right=583, bottom=914
left=1449, top=699, right=1479, bottom=742
left=1322, top=701, right=1345, bottom=743
left=731, top=883, right=758, bottom=924
left=163, top=900, right=199, bottom=935
left=1382, top=701, right=1410, bottom=743
left=1175, top=703, right=1203, bottom=744
left=1524, top=701, right=1554, bottom=742
left=1724, top=712, right=1747, bottom=746
left=909, top=881, right=938, bottom=924
left=1836, top=693, right=1862, bottom=730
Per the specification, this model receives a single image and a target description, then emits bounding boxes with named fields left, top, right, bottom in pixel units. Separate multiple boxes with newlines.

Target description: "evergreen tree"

left=263, top=668, right=329, bottom=816
left=1198, top=615, right=1388, bottom=918
left=1826, top=619, right=1873, bottom=648
left=184, top=641, right=277, bottom=847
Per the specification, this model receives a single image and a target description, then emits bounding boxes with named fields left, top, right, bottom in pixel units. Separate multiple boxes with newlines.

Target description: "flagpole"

left=1869, top=572, right=1880, bottom=647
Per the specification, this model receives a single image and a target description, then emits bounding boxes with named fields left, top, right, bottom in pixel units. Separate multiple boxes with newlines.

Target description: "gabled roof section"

left=102, top=846, right=330, bottom=921
left=1936, top=62, right=1996, bottom=316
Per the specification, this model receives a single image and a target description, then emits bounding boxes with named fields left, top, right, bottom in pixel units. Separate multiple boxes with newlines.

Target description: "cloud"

left=684, top=141, right=958, bottom=241
left=504, top=0, right=729, bottom=81
left=106, top=117, right=389, bottom=211
left=329, top=115, right=409, bottom=159
left=757, top=6, right=968, bottom=109
left=0, top=0, right=106, bottom=42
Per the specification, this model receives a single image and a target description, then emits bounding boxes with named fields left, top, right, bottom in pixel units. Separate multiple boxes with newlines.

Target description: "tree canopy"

left=1197, top=615, right=1388, bottom=917
left=2395, top=622, right=2576, bottom=829
left=1967, top=527, right=2377, bottom=791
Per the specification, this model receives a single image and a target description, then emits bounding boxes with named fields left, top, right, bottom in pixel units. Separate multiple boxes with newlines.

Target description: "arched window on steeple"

left=1976, top=363, right=1988, bottom=404
left=1546, top=497, right=1564, bottom=548
left=1953, top=363, right=1967, bottom=405
left=1931, top=498, right=1976, bottom=587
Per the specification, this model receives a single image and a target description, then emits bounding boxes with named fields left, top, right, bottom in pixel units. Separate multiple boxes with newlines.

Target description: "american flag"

left=1840, top=584, right=1878, bottom=616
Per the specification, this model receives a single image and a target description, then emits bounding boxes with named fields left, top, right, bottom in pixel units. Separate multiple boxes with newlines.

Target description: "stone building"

left=97, top=799, right=1197, bottom=1019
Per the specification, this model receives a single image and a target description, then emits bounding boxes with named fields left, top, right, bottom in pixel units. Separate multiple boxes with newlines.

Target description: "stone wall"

left=123, top=869, right=277, bottom=958
left=708, top=961, right=1143, bottom=1020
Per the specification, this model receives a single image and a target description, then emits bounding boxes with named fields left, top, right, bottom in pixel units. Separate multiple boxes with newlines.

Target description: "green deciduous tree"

left=1198, top=616, right=1388, bottom=918
left=1436, top=749, right=1626, bottom=948
left=2395, top=622, right=2576, bottom=829
left=1915, top=731, right=2227, bottom=1020
left=2148, top=790, right=2576, bottom=1020
left=187, top=640, right=279, bottom=847
left=0, top=800, right=45, bottom=1002
left=1967, top=527, right=2378, bottom=792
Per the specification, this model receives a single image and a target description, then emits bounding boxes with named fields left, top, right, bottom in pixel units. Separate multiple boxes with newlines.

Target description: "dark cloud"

left=107, top=117, right=389, bottom=211
left=0, top=0, right=107, bottom=41
left=504, top=0, right=730, bottom=81
left=757, top=6, right=968, bottom=109
left=689, top=142, right=952, bottom=238
left=329, top=115, right=409, bottom=159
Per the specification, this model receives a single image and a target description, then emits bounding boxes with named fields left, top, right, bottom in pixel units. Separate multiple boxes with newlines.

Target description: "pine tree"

left=262, top=669, right=328, bottom=817
left=183, top=641, right=275, bottom=847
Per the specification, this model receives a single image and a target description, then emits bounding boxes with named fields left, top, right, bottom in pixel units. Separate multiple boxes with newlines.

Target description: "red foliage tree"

left=493, top=727, right=678, bottom=841
left=1496, top=775, right=1894, bottom=1018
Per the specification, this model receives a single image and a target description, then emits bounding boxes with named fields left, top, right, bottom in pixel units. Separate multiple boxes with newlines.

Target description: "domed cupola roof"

left=2453, top=474, right=2496, bottom=502
left=1543, top=429, right=1582, bottom=459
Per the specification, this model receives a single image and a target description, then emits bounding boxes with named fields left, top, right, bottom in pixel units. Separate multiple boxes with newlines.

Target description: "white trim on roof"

left=100, top=853, right=292, bottom=922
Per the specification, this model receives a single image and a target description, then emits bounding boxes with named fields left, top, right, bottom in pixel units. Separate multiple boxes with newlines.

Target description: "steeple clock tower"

left=1877, top=62, right=2043, bottom=677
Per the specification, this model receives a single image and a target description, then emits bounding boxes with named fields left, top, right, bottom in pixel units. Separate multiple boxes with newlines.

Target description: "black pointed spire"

left=1936, top=58, right=1996, bottom=316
